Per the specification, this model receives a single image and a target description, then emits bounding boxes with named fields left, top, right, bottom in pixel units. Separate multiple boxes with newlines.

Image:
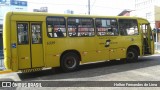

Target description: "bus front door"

left=17, top=22, right=44, bottom=69
left=141, top=24, right=154, bottom=55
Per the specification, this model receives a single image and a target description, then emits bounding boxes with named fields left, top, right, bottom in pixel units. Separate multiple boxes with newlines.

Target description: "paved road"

left=0, top=54, right=160, bottom=90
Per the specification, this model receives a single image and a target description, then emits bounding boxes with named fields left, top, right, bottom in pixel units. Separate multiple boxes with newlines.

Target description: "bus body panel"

left=10, top=21, right=19, bottom=71
left=45, top=38, right=67, bottom=67
left=3, top=12, right=154, bottom=72
left=95, top=36, right=110, bottom=61
left=45, top=37, right=97, bottom=67
left=3, top=12, right=12, bottom=70
left=109, top=36, right=126, bottom=59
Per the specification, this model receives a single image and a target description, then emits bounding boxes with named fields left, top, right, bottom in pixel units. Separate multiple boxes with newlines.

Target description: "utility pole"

left=88, top=0, right=90, bottom=15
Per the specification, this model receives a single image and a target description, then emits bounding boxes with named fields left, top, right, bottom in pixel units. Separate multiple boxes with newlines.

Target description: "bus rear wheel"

left=60, top=52, right=80, bottom=72
left=126, top=48, right=138, bottom=62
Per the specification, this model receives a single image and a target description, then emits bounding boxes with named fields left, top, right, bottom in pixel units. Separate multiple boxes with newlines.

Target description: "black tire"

left=60, top=52, right=80, bottom=72
left=126, top=48, right=138, bottom=62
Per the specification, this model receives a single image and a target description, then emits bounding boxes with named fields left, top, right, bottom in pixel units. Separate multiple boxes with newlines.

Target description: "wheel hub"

left=65, top=57, right=76, bottom=68
left=127, top=52, right=135, bottom=59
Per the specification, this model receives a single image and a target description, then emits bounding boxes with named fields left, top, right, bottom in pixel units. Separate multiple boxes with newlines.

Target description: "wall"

left=0, top=0, right=28, bottom=27
left=134, top=0, right=160, bottom=29
left=155, top=6, right=160, bottom=21
left=0, top=0, right=28, bottom=51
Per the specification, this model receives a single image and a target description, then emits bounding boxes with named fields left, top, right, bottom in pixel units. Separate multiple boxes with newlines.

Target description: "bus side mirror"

left=105, top=40, right=111, bottom=47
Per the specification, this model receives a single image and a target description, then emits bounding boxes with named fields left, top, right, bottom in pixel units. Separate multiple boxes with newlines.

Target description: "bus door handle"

left=105, top=40, right=111, bottom=47
left=21, top=57, right=29, bottom=60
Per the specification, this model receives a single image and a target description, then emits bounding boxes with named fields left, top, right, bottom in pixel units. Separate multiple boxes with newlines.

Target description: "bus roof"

left=7, top=11, right=147, bottom=20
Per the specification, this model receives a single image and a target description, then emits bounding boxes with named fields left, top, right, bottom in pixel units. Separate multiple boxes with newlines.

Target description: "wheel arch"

left=60, top=49, right=81, bottom=62
left=127, top=45, right=140, bottom=56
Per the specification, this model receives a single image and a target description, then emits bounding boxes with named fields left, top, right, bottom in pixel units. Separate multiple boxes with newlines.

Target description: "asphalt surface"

left=0, top=54, right=160, bottom=90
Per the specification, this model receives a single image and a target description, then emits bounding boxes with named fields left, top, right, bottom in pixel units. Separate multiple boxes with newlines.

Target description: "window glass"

left=96, top=18, right=118, bottom=36
left=68, top=18, right=95, bottom=37
left=31, top=24, right=42, bottom=44
left=17, top=23, right=28, bottom=44
left=118, top=19, right=138, bottom=36
left=140, top=24, right=148, bottom=37
left=46, top=17, right=66, bottom=38
left=140, top=24, right=153, bottom=40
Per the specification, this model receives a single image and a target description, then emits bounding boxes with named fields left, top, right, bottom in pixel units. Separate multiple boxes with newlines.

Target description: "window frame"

left=118, top=19, right=139, bottom=36
left=95, top=18, right=119, bottom=36
left=67, top=17, right=95, bottom=37
left=31, top=23, right=42, bottom=44
left=46, top=16, right=66, bottom=38
left=17, top=23, right=29, bottom=45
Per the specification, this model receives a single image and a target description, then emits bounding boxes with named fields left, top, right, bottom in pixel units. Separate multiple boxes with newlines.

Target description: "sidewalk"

left=155, top=50, right=160, bottom=54
left=155, top=42, right=160, bottom=53
left=0, top=59, right=13, bottom=74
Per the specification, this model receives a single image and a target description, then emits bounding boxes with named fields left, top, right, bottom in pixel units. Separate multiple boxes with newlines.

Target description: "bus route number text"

left=47, top=41, right=55, bottom=45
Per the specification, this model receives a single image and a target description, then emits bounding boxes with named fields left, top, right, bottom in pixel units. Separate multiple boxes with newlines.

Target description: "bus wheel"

left=60, top=52, right=80, bottom=72
left=126, top=48, right=138, bottom=62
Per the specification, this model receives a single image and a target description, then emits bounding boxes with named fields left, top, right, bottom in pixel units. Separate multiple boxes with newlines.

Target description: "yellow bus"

left=3, top=12, right=154, bottom=72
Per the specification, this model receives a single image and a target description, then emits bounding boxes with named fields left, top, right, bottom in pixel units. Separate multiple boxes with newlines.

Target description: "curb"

left=155, top=50, right=160, bottom=54
left=0, top=70, right=13, bottom=74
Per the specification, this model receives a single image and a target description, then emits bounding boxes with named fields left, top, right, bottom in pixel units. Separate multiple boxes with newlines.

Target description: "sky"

left=27, top=0, right=135, bottom=16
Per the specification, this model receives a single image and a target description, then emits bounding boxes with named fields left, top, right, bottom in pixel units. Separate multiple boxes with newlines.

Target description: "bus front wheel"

left=60, top=52, right=80, bottom=72
left=126, top=48, right=138, bottom=62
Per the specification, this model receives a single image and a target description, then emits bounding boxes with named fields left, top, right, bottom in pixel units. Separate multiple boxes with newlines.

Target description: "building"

left=33, top=7, right=48, bottom=12
left=134, top=0, right=160, bottom=29
left=0, top=0, right=28, bottom=32
left=0, top=0, right=28, bottom=51
left=118, top=9, right=133, bottom=16
left=134, top=0, right=160, bottom=43
left=64, top=9, right=74, bottom=14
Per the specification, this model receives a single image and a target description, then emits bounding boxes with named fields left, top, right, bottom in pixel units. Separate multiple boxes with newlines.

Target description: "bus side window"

left=67, top=18, right=78, bottom=37
left=68, top=25, right=77, bottom=37
left=46, top=17, right=66, bottom=38
left=118, top=19, right=138, bottom=36
left=47, top=25, right=53, bottom=37
left=96, top=18, right=118, bottom=36
left=56, top=29, right=64, bottom=37
left=68, top=17, right=95, bottom=37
